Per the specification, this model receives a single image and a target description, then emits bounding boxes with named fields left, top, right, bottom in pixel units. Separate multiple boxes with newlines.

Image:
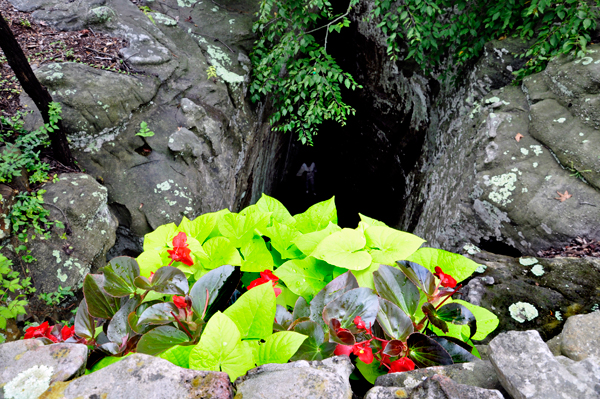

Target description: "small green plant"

left=566, top=160, right=592, bottom=180
left=0, top=254, right=35, bottom=343
left=39, top=285, right=75, bottom=306
left=138, top=6, right=156, bottom=25
left=135, top=121, right=155, bottom=137
left=206, top=65, right=218, bottom=80
left=19, top=19, right=31, bottom=28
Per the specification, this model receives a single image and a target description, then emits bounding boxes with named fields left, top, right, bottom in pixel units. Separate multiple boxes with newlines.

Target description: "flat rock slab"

left=235, top=356, right=353, bottom=399
left=560, top=311, right=600, bottom=361
left=39, top=353, right=233, bottom=399
left=0, top=340, right=88, bottom=399
left=375, top=360, right=502, bottom=392
left=365, top=375, right=503, bottom=399
left=489, top=330, right=599, bottom=399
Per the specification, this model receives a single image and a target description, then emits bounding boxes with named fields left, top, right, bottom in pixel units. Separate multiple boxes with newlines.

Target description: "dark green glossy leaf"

left=107, top=296, right=141, bottom=343
left=74, top=299, right=95, bottom=340
left=376, top=298, right=414, bottom=341
left=274, top=305, right=294, bottom=330
left=356, top=359, right=387, bottom=384
left=83, top=274, right=120, bottom=319
left=437, top=303, right=476, bottom=339
left=292, top=320, right=336, bottom=361
left=128, top=311, right=152, bottom=335
left=102, top=256, right=140, bottom=297
left=322, top=287, right=379, bottom=332
left=422, top=302, right=448, bottom=333
left=328, top=318, right=356, bottom=345
left=137, top=302, right=178, bottom=326
left=189, top=265, right=235, bottom=319
left=396, top=261, right=436, bottom=297
left=310, top=271, right=358, bottom=327
left=430, top=336, right=478, bottom=364
left=293, top=296, right=310, bottom=320
left=136, top=325, right=190, bottom=356
left=134, top=266, right=188, bottom=295
left=382, top=339, right=406, bottom=357
left=98, top=342, right=122, bottom=355
left=373, top=264, right=420, bottom=317
left=407, top=332, right=453, bottom=368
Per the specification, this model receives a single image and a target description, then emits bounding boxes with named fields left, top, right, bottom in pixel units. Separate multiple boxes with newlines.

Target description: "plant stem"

left=171, top=311, right=193, bottom=340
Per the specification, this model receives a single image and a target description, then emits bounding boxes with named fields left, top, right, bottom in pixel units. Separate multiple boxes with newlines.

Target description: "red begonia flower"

left=334, top=344, right=354, bottom=356
left=353, top=316, right=366, bottom=330
left=353, top=342, right=374, bottom=364
left=434, top=266, right=457, bottom=288
left=247, top=270, right=281, bottom=297
left=149, top=271, right=155, bottom=282
left=167, top=232, right=194, bottom=266
left=24, top=321, right=52, bottom=340
left=61, top=325, right=75, bottom=341
left=173, top=295, right=188, bottom=309
left=389, top=357, right=416, bottom=373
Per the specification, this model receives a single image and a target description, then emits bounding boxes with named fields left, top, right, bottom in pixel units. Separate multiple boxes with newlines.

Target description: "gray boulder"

left=38, top=353, right=233, bottom=399
left=4, top=173, right=117, bottom=294
left=365, top=375, right=503, bottom=399
left=560, top=310, right=600, bottom=361
left=457, top=251, right=600, bottom=340
left=234, top=356, right=353, bottom=399
left=0, top=340, right=88, bottom=399
left=488, top=330, right=599, bottom=399
left=14, top=0, right=288, bottom=238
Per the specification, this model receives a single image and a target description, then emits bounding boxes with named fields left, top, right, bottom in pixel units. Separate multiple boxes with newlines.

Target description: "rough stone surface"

left=38, top=353, right=233, bottom=399
left=375, top=360, right=502, bottom=392
left=560, top=310, right=600, bottom=360
left=13, top=0, right=288, bottom=239
left=488, top=330, right=599, bottom=399
left=234, top=356, right=353, bottom=399
left=365, top=375, right=504, bottom=399
left=2, top=173, right=117, bottom=294
left=456, top=251, right=600, bottom=340
left=0, top=341, right=88, bottom=398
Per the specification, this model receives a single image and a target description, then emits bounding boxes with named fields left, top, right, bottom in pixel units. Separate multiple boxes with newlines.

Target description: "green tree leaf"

left=189, top=264, right=236, bottom=319
left=137, top=325, right=190, bottom=356
left=189, top=312, right=255, bottom=381
left=376, top=298, right=414, bottom=341
left=256, top=193, right=296, bottom=226
left=406, top=247, right=480, bottom=283
left=83, top=274, right=120, bottom=319
left=265, top=220, right=302, bottom=259
left=294, top=196, right=337, bottom=233
left=102, top=256, right=140, bottom=297
left=199, top=237, right=242, bottom=269
left=143, top=223, right=177, bottom=252
left=159, top=345, right=194, bottom=368
left=373, top=264, right=420, bottom=318
left=224, top=282, right=276, bottom=340
left=258, top=331, right=307, bottom=365
left=240, top=236, right=273, bottom=272
left=291, top=320, right=336, bottom=361
left=294, top=222, right=341, bottom=256
left=178, top=213, right=218, bottom=245
left=274, top=257, right=333, bottom=301
left=356, top=358, right=386, bottom=384
left=311, top=228, right=371, bottom=270
left=365, top=226, right=425, bottom=265
left=134, top=266, right=189, bottom=295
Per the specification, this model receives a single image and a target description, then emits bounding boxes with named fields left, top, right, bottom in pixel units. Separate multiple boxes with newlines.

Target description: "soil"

left=537, top=237, right=600, bottom=258
left=0, top=0, right=130, bottom=117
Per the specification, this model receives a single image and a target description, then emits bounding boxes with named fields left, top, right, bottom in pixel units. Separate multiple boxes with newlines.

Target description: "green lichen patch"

left=531, top=264, right=545, bottom=276
left=509, top=302, right=539, bottom=323
left=485, top=173, right=517, bottom=206
left=519, top=257, right=538, bottom=266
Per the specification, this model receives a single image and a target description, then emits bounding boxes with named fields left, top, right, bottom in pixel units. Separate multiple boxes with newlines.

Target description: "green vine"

left=251, top=0, right=598, bottom=143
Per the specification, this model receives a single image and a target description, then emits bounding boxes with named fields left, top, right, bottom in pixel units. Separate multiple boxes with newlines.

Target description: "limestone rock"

left=365, top=375, right=503, bottom=399
left=560, top=311, right=600, bottom=360
left=234, top=356, right=353, bottom=399
left=458, top=252, right=600, bottom=340
left=375, top=360, right=502, bottom=392
left=39, top=353, right=233, bottom=399
left=4, top=173, right=117, bottom=294
left=0, top=340, right=88, bottom=399
left=488, top=330, right=599, bottom=399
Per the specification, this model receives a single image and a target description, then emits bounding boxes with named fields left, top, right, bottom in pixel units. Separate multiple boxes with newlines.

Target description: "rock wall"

left=14, top=0, right=288, bottom=240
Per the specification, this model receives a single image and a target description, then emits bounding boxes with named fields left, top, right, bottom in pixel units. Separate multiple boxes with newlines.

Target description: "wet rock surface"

left=13, top=0, right=288, bottom=240
left=234, top=356, right=354, bottom=399
left=0, top=340, right=88, bottom=398
left=366, top=375, right=504, bottom=399
left=3, top=173, right=117, bottom=294
left=557, top=310, right=600, bottom=361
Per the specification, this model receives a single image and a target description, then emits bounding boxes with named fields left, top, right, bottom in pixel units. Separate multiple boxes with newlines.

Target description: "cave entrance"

left=272, top=16, right=427, bottom=229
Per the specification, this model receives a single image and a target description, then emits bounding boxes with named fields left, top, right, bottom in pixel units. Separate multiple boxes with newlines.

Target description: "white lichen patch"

left=152, top=13, right=178, bottom=26
left=519, top=257, right=538, bottom=266
left=485, top=96, right=501, bottom=104
left=582, top=57, right=594, bottom=66
left=520, top=148, right=529, bottom=155
left=3, top=365, right=54, bottom=399
left=555, top=311, right=563, bottom=321
left=509, top=302, right=539, bottom=323
left=530, top=145, right=543, bottom=156
left=463, top=243, right=481, bottom=255
left=545, top=175, right=552, bottom=181
left=579, top=132, right=585, bottom=136
left=475, top=264, right=487, bottom=273
left=155, top=181, right=172, bottom=193
left=177, top=0, right=198, bottom=6
left=531, top=264, right=545, bottom=276
left=553, top=118, right=566, bottom=124
left=206, top=45, right=244, bottom=84
left=532, top=162, right=538, bottom=168
left=52, top=249, right=61, bottom=264
left=485, top=173, right=517, bottom=206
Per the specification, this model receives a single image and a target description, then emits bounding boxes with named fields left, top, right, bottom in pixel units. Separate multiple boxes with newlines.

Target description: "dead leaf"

left=555, top=191, right=572, bottom=202
left=515, top=133, right=524, bottom=142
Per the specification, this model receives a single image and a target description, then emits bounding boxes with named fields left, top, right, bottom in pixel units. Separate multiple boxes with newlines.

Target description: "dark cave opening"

left=272, top=10, right=427, bottom=229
